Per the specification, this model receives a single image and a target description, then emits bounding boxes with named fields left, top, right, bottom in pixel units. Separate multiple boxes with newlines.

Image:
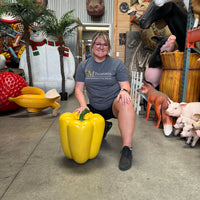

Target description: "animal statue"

left=144, top=36, right=168, bottom=88
left=166, top=102, right=200, bottom=118
left=166, top=102, right=200, bottom=136
left=173, top=116, right=185, bottom=136
left=173, top=116, right=195, bottom=136
left=144, top=35, right=177, bottom=88
left=138, top=81, right=173, bottom=136
left=86, top=0, right=105, bottom=17
left=140, top=1, right=187, bottom=52
left=154, top=0, right=200, bottom=28
left=180, top=123, right=199, bottom=147
left=166, top=104, right=200, bottom=146
left=128, top=0, right=171, bottom=49
left=154, top=0, right=189, bottom=9
left=19, top=27, right=75, bottom=96
left=127, top=0, right=173, bottom=77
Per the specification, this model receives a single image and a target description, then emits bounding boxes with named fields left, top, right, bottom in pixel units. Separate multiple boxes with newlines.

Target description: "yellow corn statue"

left=59, top=108, right=105, bottom=164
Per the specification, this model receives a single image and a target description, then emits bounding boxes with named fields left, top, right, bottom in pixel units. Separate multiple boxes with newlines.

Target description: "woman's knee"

left=113, top=100, right=135, bottom=117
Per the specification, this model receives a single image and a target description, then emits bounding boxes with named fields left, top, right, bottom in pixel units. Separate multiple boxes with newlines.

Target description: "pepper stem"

left=79, top=108, right=90, bottom=121
left=8, top=97, right=14, bottom=102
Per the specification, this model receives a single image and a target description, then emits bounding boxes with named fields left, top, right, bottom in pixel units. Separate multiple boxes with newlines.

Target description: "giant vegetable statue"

left=59, top=109, right=105, bottom=164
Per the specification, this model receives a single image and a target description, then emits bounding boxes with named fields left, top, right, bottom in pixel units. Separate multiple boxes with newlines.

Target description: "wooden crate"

left=160, top=52, right=200, bottom=102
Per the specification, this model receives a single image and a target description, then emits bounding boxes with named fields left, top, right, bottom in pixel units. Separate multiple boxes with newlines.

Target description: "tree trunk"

left=59, top=52, right=67, bottom=100
left=58, top=35, right=67, bottom=100
left=24, top=27, right=33, bottom=86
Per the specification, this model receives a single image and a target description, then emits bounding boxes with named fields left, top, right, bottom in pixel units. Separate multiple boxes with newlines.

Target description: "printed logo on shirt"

left=85, top=69, right=95, bottom=77
left=85, top=69, right=112, bottom=79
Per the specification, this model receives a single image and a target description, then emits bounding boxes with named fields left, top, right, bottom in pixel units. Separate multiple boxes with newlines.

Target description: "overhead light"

left=84, top=26, right=109, bottom=31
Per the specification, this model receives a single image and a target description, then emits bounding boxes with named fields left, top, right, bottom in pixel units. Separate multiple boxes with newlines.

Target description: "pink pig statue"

left=166, top=102, right=200, bottom=136
left=180, top=124, right=199, bottom=147
left=173, top=116, right=195, bottom=136
left=166, top=102, right=200, bottom=119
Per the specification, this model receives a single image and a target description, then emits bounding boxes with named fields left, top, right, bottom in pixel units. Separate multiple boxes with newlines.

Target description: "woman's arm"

left=116, top=81, right=132, bottom=105
left=119, top=81, right=131, bottom=93
left=74, top=82, right=89, bottom=114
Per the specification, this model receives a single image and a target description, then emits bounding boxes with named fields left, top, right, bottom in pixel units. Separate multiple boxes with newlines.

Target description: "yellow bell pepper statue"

left=59, top=108, right=105, bottom=164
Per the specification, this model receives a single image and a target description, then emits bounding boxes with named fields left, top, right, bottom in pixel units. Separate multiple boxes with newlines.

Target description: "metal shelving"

left=180, top=1, right=200, bottom=102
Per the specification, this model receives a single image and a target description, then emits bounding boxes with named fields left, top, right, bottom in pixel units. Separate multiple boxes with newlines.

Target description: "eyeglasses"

left=94, top=42, right=108, bottom=47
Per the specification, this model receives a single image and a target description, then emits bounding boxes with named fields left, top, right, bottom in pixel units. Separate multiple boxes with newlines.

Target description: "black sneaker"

left=119, top=146, right=132, bottom=171
left=103, top=121, right=112, bottom=139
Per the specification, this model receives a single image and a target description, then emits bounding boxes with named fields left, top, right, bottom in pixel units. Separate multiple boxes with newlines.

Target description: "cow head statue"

left=86, top=0, right=105, bottom=17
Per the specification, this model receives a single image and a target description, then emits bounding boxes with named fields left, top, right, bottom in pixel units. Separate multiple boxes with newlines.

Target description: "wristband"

left=120, top=88, right=129, bottom=93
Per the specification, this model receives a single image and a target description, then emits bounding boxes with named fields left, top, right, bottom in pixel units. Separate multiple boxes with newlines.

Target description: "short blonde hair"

left=91, top=31, right=111, bottom=53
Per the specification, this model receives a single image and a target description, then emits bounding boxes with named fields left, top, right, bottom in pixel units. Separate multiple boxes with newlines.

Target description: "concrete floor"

left=0, top=93, right=200, bottom=200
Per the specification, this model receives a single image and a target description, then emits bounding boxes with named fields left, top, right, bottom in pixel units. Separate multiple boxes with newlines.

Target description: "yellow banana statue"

left=9, top=86, right=60, bottom=116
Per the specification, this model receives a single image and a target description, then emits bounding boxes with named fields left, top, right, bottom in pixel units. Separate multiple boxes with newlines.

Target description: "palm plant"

left=0, top=0, right=54, bottom=86
left=40, top=10, right=78, bottom=100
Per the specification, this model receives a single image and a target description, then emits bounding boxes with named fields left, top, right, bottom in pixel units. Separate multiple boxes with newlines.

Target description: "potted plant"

left=39, top=10, right=78, bottom=100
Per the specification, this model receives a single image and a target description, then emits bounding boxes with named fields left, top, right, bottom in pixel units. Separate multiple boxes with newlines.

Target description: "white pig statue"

left=166, top=102, right=200, bottom=118
left=180, top=124, right=199, bottom=147
left=173, top=116, right=194, bottom=136
left=167, top=102, right=200, bottom=136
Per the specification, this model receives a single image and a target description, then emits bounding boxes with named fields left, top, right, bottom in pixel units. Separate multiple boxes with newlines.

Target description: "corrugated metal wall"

left=47, top=0, right=115, bottom=66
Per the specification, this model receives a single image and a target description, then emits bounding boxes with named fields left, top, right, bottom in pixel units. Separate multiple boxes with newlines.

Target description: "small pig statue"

left=180, top=124, right=199, bottom=147
left=173, top=116, right=196, bottom=136
left=166, top=102, right=200, bottom=136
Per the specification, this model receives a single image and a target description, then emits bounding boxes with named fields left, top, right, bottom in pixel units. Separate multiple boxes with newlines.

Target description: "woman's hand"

left=116, top=90, right=132, bottom=105
left=74, top=106, right=90, bottom=115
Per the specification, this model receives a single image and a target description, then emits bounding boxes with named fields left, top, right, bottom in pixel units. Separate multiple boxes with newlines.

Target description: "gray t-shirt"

left=75, top=56, right=128, bottom=110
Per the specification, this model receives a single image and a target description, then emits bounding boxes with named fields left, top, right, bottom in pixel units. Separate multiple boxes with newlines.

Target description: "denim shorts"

left=87, top=104, right=116, bottom=120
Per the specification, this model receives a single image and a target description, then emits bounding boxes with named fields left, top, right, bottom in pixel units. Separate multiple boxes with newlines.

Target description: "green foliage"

left=0, top=0, right=54, bottom=29
left=0, top=1, right=78, bottom=39
left=39, top=10, right=79, bottom=40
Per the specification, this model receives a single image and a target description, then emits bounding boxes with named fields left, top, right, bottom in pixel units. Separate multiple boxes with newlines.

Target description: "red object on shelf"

left=186, top=27, right=200, bottom=48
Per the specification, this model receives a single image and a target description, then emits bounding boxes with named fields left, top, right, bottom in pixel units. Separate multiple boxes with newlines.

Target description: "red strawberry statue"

left=0, top=72, right=28, bottom=112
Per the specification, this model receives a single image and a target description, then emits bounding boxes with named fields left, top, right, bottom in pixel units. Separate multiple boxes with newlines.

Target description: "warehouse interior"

left=0, top=0, right=200, bottom=200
